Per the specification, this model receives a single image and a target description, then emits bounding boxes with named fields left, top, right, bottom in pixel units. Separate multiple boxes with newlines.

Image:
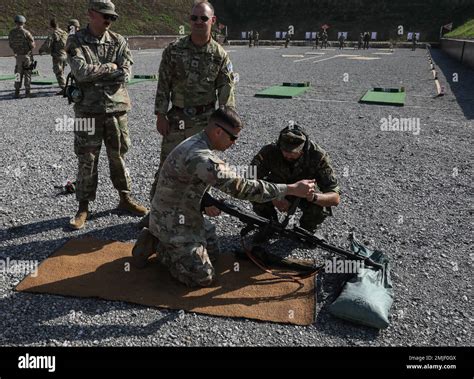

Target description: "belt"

left=172, top=103, right=215, bottom=117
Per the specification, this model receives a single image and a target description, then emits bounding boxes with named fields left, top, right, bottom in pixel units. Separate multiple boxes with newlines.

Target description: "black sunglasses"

left=190, top=15, right=210, bottom=22
left=101, top=13, right=118, bottom=22
left=216, top=123, right=238, bottom=141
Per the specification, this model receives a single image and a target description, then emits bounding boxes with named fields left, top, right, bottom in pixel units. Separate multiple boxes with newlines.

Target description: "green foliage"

left=0, top=0, right=193, bottom=36
left=445, top=19, right=474, bottom=39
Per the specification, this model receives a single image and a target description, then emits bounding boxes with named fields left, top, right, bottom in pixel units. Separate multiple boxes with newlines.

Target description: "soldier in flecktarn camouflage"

left=250, top=125, right=341, bottom=242
left=66, top=0, right=147, bottom=230
left=140, top=0, right=236, bottom=228
left=131, top=107, right=316, bottom=287
left=8, top=15, right=35, bottom=98
left=39, top=18, right=69, bottom=95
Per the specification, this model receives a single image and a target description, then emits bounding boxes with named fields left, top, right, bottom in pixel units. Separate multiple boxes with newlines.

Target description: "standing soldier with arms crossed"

left=141, top=0, right=236, bottom=227
left=66, top=0, right=147, bottom=230
left=8, top=15, right=35, bottom=99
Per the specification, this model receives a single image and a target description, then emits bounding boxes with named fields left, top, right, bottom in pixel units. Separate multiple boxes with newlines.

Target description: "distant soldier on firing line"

left=8, top=15, right=35, bottom=99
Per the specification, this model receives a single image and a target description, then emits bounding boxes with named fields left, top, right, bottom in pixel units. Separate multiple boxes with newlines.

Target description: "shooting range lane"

left=0, top=43, right=471, bottom=347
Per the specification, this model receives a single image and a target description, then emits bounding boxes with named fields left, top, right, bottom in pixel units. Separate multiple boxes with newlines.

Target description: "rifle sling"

left=240, top=227, right=320, bottom=283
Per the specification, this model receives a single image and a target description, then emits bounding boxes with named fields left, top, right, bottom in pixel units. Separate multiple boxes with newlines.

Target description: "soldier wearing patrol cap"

left=250, top=125, right=341, bottom=241
left=66, top=0, right=148, bottom=230
left=141, top=0, right=236, bottom=227
left=8, top=15, right=35, bottom=98
left=68, top=19, right=81, bottom=34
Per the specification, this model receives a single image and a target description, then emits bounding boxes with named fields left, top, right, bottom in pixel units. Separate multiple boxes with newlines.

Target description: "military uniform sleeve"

left=8, top=31, right=13, bottom=50
left=39, top=36, right=52, bottom=55
left=25, top=31, right=35, bottom=50
left=250, top=145, right=273, bottom=180
left=154, top=45, right=173, bottom=115
left=216, top=53, right=235, bottom=107
left=314, top=149, right=341, bottom=194
left=190, top=153, right=287, bottom=203
left=66, top=35, right=120, bottom=83
left=115, top=37, right=133, bottom=82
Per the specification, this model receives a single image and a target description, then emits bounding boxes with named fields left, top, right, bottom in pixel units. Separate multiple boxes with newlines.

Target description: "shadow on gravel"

left=0, top=90, right=58, bottom=101
left=431, top=48, right=474, bottom=120
left=0, top=293, right=179, bottom=345
left=1, top=211, right=139, bottom=244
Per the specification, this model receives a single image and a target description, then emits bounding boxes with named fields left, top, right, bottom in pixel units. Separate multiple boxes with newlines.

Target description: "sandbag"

left=329, top=236, right=394, bottom=329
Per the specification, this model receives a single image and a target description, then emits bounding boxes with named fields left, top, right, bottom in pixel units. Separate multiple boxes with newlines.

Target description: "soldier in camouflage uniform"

left=68, top=19, right=81, bottom=34
left=363, top=32, right=370, bottom=49
left=250, top=125, right=341, bottom=239
left=8, top=15, right=35, bottom=99
left=39, top=19, right=69, bottom=94
left=66, top=0, right=147, bottom=230
left=411, top=33, right=418, bottom=51
left=338, top=33, right=345, bottom=50
left=142, top=0, right=236, bottom=226
left=313, top=32, right=319, bottom=50
left=321, top=30, right=328, bottom=49
left=284, top=32, right=291, bottom=48
left=131, top=107, right=316, bottom=287
left=254, top=31, right=259, bottom=47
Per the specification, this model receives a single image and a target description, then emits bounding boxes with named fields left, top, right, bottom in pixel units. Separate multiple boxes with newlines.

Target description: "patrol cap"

left=14, top=15, right=26, bottom=24
left=68, top=19, right=80, bottom=27
left=279, top=127, right=307, bottom=153
left=88, top=0, right=119, bottom=17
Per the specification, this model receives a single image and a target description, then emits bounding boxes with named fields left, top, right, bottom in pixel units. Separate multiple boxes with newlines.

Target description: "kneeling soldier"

left=250, top=125, right=341, bottom=242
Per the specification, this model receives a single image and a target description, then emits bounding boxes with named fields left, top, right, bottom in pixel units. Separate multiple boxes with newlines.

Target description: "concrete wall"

left=463, top=39, right=474, bottom=69
left=441, top=38, right=474, bottom=69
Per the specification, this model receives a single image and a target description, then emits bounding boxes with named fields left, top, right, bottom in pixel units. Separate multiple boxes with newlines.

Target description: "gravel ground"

left=0, top=46, right=472, bottom=347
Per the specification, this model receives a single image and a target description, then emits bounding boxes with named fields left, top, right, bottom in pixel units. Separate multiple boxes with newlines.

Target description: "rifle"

left=202, top=193, right=384, bottom=271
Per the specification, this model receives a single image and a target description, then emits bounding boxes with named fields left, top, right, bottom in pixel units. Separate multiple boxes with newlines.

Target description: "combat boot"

left=131, top=227, right=159, bottom=268
left=137, top=212, right=150, bottom=229
left=25, top=90, right=35, bottom=98
left=14, top=89, right=20, bottom=99
left=69, top=201, right=89, bottom=230
left=117, top=192, right=148, bottom=216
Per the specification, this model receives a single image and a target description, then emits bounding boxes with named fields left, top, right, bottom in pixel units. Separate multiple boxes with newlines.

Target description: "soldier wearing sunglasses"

left=132, top=107, right=316, bottom=288
left=66, top=0, right=147, bottom=230
left=142, top=0, right=236, bottom=227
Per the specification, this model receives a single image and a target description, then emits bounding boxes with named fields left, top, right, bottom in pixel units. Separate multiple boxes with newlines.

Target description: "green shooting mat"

left=1, top=71, right=39, bottom=81
left=255, top=82, right=311, bottom=99
left=127, top=74, right=158, bottom=86
left=359, top=87, right=406, bottom=106
left=0, top=75, right=16, bottom=81
left=31, top=77, right=58, bottom=85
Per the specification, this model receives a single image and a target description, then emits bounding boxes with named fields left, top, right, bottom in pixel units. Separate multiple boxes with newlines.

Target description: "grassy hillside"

left=445, top=19, right=474, bottom=39
left=1, top=0, right=473, bottom=41
left=0, top=0, right=194, bottom=36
